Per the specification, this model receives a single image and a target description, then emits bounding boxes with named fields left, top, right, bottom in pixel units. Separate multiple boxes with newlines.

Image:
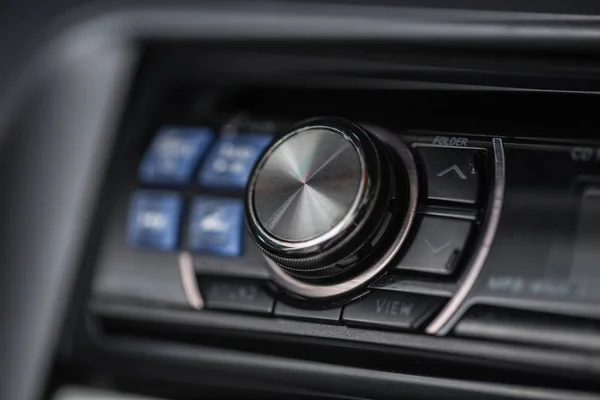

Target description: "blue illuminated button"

left=127, top=191, right=183, bottom=251
left=198, top=133, right=272, bottom=189
left=187, top=196, right=244, bottom=257
left=139, top=126, right=214, bottom=185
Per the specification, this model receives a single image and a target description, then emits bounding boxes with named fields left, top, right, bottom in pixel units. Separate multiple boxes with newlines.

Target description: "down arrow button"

left=394, top=216, right=472, bottom=276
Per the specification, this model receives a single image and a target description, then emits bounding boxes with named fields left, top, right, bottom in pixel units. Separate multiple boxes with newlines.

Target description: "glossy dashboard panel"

left=90, top=75, right=600, bottom=373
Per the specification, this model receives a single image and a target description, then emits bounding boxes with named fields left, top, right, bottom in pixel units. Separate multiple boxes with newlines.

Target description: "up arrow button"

left=436, top=164, right=467, bottom=180
left=416, top=146, right=482, bottom=204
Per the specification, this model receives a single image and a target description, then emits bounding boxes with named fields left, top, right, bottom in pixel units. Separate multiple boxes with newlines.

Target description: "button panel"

left=128, top=126, right=272, bottom=260
left=200, top=278, right=275, bottom=315
left=342, top=291, right=445, bottom=330
left=121, top=122, right=493, bottom=336
left=394, top=216, right=472, bottom=275
left=416, top=146, right=482, bottom=204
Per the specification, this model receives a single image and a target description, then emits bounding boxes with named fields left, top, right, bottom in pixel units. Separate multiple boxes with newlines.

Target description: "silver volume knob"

left=245, top=118, right=418, bottom=299
left=252, top=126, right=364, bottom=246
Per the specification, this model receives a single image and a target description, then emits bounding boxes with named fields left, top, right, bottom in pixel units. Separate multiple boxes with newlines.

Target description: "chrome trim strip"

left=426, top=138, right=506, bottom=335
left=178, top=251, right=204, bottom=310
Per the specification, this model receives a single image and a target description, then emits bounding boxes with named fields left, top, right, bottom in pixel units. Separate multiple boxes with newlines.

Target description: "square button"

left=416, top=146, right=482, bottom=204
left=198, top=133, right=272, bottom=190
left=187, top=196, right=244, bottom=257
left=394, top=216, right=472, bottom=275
left=127, top=191, right=183, bottom=251
left=139, top=126, right=215, bottom=185
left=200, top=278, right=274, bottom=314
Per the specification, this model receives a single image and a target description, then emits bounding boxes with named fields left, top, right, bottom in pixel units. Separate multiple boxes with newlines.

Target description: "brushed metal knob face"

left=245, top=118, right=418, bottom=300
left=253, top=127, right=364, bottom=244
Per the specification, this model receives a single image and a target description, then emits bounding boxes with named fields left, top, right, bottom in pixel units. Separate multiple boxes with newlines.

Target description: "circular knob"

left=246, top=118, right=418, bottom=299
left=253, top=127, right=363, bottom=246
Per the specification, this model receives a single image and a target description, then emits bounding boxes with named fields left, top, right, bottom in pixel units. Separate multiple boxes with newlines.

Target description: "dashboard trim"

left=179, top=251, right=204, bottom=310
